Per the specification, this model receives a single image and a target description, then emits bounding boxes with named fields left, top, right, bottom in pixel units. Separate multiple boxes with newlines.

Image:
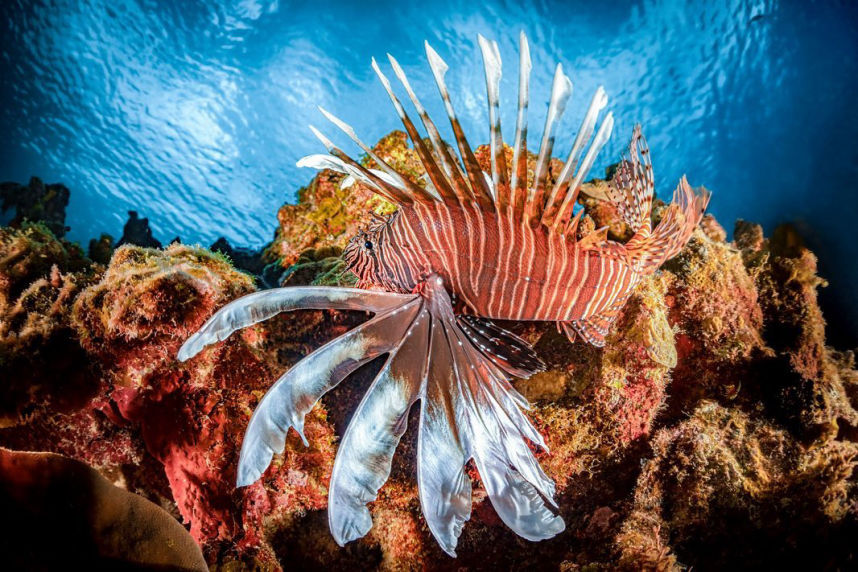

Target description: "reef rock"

left=88, top=233, right=115, bottom=265
left=69, top=243, right=342, bottom=566
left=618, top=401, right=857, bottom=570
left=210, top=236, right=267, bottom=280
left=0, top=132, right=856, bottom=570
left=0, top=177, right=70, bottom=237
left=0, top=223, right=96, bottom=428
left=116, top=210, right=162, bottom=249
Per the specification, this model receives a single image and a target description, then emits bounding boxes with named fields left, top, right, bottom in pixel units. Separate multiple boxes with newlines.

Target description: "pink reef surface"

left=0, top=133, right=856, bottom=570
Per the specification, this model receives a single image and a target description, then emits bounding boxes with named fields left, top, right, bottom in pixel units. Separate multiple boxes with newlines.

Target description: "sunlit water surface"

left=1, top=0, right=857, bottom=343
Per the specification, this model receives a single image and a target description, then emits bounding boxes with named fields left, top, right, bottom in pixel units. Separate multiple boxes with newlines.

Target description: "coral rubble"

left=0, top=133, right=855, bottom=570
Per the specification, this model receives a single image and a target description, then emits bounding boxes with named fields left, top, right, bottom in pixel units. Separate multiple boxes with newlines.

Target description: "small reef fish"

left=178, top=33, right=709, bottom=556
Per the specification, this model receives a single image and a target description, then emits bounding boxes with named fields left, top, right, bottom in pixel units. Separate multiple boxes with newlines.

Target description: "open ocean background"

left=1, top=0, right=856, bottom=345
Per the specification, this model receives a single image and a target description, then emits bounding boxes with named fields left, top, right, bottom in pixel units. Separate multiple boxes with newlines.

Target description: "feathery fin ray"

left=387, top=54, right=474, bottom=202
left=317, top=106, right=436, bottom=204
left=526, top=64, right=573, bottom=223
left=425, top=42, right=495, bottom=209
left=371, top=59, right=459, bottom=203
left=541, top=87, right=609, bottom=226
left=478, top=34, right=509, bottom=197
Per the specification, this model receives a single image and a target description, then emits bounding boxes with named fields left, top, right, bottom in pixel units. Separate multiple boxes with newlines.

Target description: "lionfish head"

left=342, top=213, right=389, bottom=284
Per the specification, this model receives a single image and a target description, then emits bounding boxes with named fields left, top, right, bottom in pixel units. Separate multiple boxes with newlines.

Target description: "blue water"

left=1, top=0, right=857, bottom=344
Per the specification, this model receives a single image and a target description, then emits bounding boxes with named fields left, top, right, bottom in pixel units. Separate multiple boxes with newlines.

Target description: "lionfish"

left=178, top=33, right=709, bottom=555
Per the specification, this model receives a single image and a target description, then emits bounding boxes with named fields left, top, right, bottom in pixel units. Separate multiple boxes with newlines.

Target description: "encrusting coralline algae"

left=0, top=130, right=856, bottom=569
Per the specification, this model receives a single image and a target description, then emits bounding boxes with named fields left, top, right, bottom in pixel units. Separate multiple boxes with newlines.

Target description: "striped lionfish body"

left=356, top=201, right=642, bottom=330
left=179, top=33, right=709, bottom=556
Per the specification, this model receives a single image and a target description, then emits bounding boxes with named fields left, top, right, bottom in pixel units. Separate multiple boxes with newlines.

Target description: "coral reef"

left=617, top=401, right=857, bottom=570
left=0, top=223, right=97, bottom=428
left=117, top=210, right=162, bottom=248
left=0, top=132, right=855, bottom=570
left=1, top=177, right=70, bottom=237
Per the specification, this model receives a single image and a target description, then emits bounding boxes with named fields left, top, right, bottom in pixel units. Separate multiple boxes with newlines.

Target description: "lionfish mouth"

left=341, top=250, right=357, bottom=272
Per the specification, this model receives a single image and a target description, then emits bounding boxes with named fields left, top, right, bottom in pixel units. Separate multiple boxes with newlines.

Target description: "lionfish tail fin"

left=179, top=276, right=561, bottom=555
left=628, top=175, right=711, bottom=272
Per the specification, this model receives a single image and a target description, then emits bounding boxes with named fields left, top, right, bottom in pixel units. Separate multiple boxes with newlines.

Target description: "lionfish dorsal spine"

left=424, top=41, right=496, bottom=209
left=540, top=86, right=609, bottom=227
left=478, top=34, right=509, bottom=195
left=301, top=32, right=621, bottom=238
left=307, top=124, right=414, bottom=205
left=386, top=53, right=473, bottom=201
left=525, top=62, right=573, bottom=223
left=509, top=31, right=531, bottom=211
left=550, top=110, right=615, bottom=231
left=370, top=57, right=459, bottom=204
left=317, top=105, right=434, bottom=203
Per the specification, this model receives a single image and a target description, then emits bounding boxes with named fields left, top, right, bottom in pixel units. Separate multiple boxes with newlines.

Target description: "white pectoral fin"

left=414, top=275, right=561, bottom=554
left=201, top=276, right=559, bottom=553
left=177, top=287, right=416, bottom=362
left=417, top=309, right=473, bottom=557
left=327, top=308, right=429, bottom=546
left=236, top=296, right=422, bottom=487
left=445, top=308, right=563, bottom=540
left=473, top=453, right=564, bottom=541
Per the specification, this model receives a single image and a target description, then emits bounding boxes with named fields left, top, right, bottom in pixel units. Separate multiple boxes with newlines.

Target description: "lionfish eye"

left=364, top=240, right=373, bottom=250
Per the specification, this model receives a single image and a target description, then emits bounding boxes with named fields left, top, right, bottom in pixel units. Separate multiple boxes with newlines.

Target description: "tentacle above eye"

left=177, top=287, right=416, bottom=362
left=236, top=295, right=423, bottom=487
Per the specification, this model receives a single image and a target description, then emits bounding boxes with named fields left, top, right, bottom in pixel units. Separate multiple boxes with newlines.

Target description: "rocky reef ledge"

left=0, top=132, right=855, bottom=570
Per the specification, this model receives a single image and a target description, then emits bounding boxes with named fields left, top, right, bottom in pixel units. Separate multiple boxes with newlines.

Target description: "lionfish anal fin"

left=562, top=312, right=617, bottom=347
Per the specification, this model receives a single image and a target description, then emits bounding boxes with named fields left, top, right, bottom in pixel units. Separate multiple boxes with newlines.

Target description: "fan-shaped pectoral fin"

left=417, top=309, right=473, bottom=557
left=443, top=308, right=564, bottom=541
left=415, top=274, right=561, bottom=553
left=178, top=287, right=417, bottom=362
left=236, top=295, right=423, bottom=487
left=327, top=305, right=431, bottom=546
